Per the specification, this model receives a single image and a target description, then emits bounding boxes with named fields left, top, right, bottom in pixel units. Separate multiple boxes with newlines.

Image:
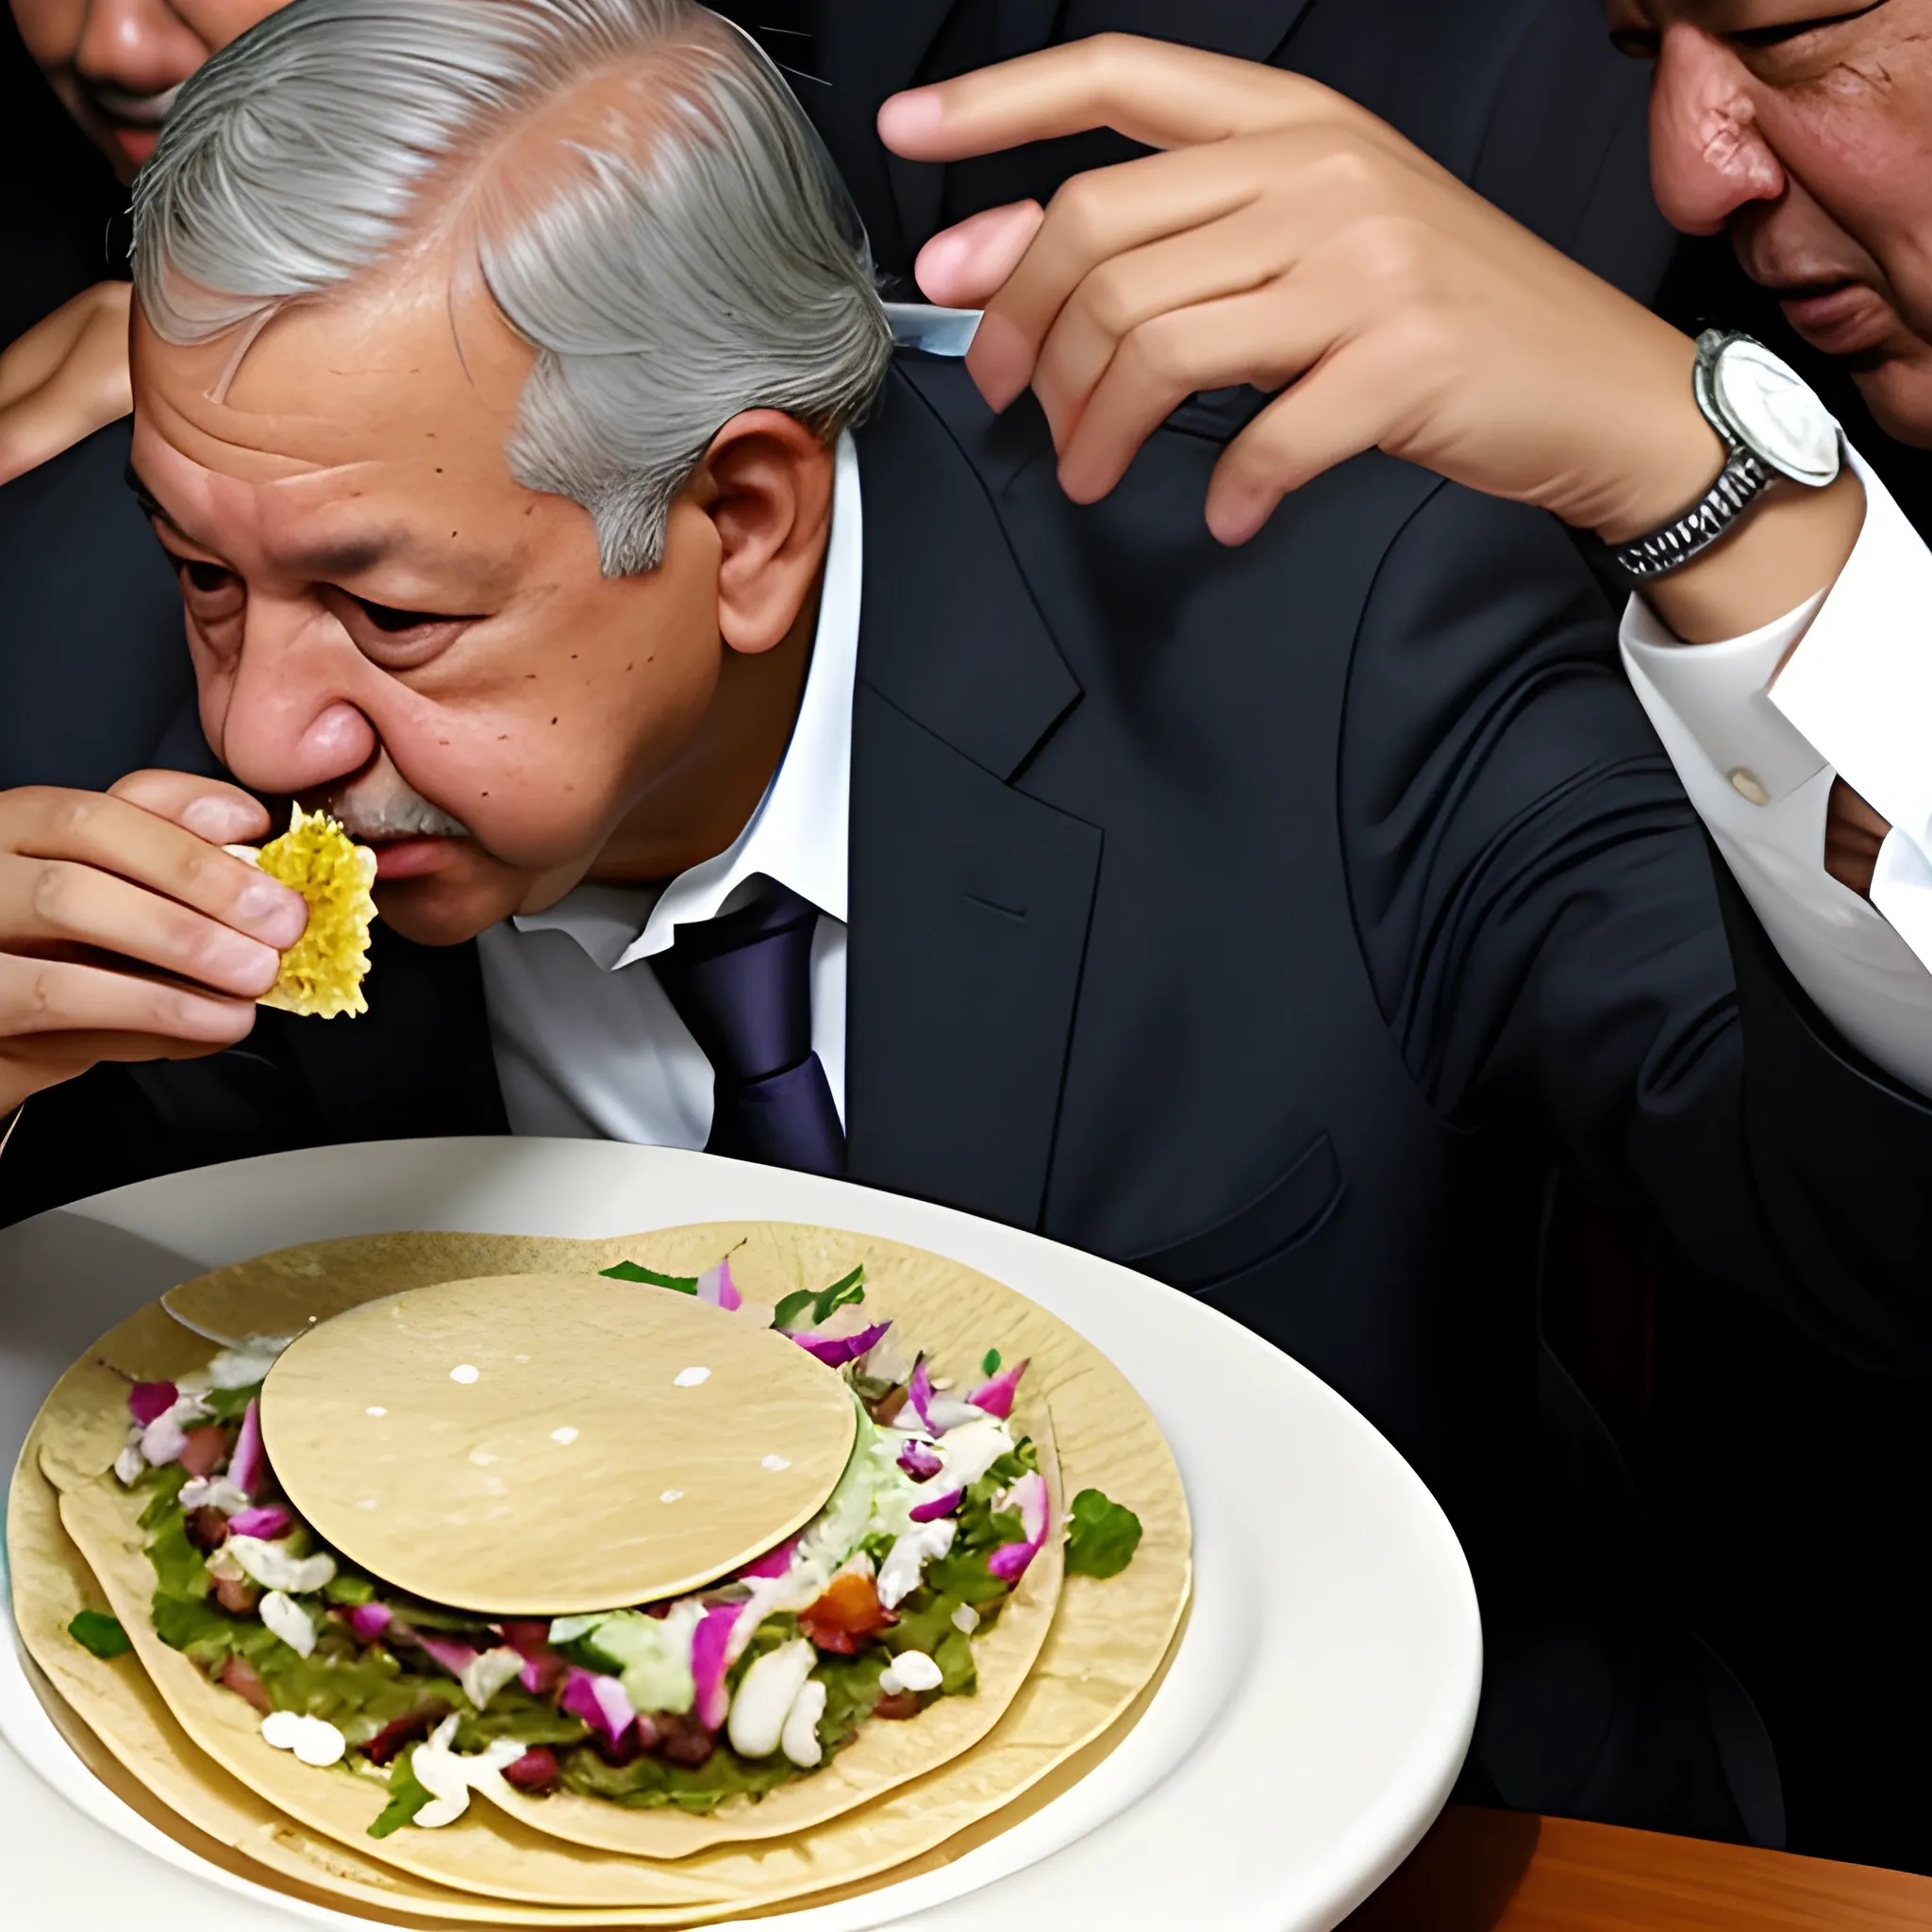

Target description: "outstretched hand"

left=877, top=36, right=1717, bottom=548
left=0, top=283, right=135, bottom=489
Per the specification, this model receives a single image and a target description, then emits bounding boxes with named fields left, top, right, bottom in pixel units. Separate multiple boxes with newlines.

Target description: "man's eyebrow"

left=1731, top=0, right=1889, bottom=46
left=124, top=464, right=184, bottom=536
left=283, top=536, right=393, bottom=577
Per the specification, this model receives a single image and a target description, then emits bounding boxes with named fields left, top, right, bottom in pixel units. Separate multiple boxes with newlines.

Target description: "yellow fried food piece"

left=251, top=805, right=376, bottom=1019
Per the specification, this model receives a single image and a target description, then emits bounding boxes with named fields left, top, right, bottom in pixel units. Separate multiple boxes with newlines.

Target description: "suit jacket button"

left=1728, top=768, right=1771, bottom=807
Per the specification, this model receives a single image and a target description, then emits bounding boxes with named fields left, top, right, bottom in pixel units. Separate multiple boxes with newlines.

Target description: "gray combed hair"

left=131, top=0, right=891, bottom=574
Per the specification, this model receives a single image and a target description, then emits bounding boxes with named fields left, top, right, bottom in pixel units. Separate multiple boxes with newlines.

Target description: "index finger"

left=877, top=34, right=1332, bottom=162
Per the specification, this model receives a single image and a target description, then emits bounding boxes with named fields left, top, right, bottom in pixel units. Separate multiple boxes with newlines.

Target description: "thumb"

left=913, top=202, right=1045, bottom=309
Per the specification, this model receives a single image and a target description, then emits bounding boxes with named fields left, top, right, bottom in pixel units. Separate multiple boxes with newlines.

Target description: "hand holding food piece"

left=227, top=807, right=377, bottom=1020
left=0, top=771, right=308, bottom=1119
left=0, top=283, right=134, bottom=488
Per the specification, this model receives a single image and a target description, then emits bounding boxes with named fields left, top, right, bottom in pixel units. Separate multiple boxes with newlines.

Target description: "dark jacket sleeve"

left=1341, top=477, right=1932, bottom=1371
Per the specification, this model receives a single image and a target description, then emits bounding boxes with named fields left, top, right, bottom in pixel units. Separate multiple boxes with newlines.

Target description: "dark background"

left=0, top=10, right=125, bottom=343
left=8, top=0, right=1932, bottom=1879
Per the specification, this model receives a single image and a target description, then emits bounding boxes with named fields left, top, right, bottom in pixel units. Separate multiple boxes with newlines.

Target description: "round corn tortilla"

left=261, top=1273, right=858, bottom=1614
left=13, top=1427, right=1187, bottom=1928
left=23, top=1224, right=1190, bottom=1909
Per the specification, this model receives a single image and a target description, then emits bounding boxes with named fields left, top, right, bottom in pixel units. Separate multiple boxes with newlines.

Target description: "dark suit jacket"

left=10, top=346, right=1932, bottom=1839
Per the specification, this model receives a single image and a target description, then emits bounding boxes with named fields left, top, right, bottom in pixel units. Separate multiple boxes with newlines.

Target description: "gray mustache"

left=314, top=791, right=473, bottom=841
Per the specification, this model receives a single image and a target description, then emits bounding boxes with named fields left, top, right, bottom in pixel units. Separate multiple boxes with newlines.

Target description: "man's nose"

left=210, top=610, right=379, bottom=796
left=1649, top=25, right=1785, bottom=236
left=73, top=0, right=207, bottom=91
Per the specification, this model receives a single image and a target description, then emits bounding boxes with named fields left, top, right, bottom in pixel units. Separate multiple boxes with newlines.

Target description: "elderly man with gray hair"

left=3, top=0, right=1931, bottom=1841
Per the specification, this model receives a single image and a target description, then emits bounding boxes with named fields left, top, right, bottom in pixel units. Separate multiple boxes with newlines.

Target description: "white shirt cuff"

left=1620, top=458, right=1932, bottom=1098
left=1769, top=449, right=1932, bottom=861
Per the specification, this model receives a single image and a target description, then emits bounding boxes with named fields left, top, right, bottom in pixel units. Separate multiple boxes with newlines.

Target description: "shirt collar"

left=510, top=430, right=860, bottom=972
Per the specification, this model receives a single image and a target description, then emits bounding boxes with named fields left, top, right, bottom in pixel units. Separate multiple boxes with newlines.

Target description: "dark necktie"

left=650, top=880, right=845, bottom=1176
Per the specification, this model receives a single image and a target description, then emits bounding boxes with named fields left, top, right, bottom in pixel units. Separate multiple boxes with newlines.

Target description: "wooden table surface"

left=1343, top=1806, right=1932, bottom=1930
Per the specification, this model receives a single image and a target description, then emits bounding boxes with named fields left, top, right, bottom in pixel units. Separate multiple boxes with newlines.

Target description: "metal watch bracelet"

left=1607, top=446, right=1773, bottom=582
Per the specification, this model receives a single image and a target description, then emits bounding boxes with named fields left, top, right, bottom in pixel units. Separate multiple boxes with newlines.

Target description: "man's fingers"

left=0, top=952, right=258, bottom=1045
left=108, top=770, right=275, bottom=847
left=6, top=787, right=306, bottom=951
left=914, top=202, right=1045, bottom=309
left=0, top=853, right=284, bottom=999
left=1031, top=205, right=1306, bottom=447
left=968, top=143, right=1268, bottom=410
left=1204, top=347, right=1392, bottom=544
left=1053, top=283, right=1338, bottom=503
left=878, top=34, right=1322, bottom=160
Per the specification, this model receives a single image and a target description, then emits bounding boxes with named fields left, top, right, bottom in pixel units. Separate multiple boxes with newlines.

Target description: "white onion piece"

left=878, top=1648, right=941, bottom=1695
left=260, top=1709, right=346, bottom=1767
left=258, top=1591, right=317, bottom=1658
left=226, top=1536, right=336, bottom=1594
left=727, top=1640, right=816, bottom=1759
left=780, top=1677, right=826, bottom=1768
left=876, top=1519, right=957, bottom=1610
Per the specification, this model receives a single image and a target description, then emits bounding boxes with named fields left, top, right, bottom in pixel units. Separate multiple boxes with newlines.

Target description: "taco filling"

left=105, top=1263, right=1131, bottom=1839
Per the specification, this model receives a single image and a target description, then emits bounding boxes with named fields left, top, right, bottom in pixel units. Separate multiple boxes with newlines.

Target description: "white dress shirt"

left=475, top=433, right=860, bottom=1144
left=1622, top=445, right=1932, bottom=1097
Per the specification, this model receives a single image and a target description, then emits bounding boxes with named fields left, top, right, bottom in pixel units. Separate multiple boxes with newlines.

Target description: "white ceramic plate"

left=0, top=1138, right=1479, bottom=1931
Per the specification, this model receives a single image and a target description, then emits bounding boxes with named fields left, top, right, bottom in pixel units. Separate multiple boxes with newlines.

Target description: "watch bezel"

left=1693, top=329, right=1841, bottom=490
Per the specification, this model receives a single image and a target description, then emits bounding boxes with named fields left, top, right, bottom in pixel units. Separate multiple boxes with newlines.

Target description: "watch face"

left=1713, top=338, right=1841, bottom=486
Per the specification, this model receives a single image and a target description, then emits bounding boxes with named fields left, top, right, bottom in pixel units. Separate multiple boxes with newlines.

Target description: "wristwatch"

left=1608, top=329, right=1842, bottom=583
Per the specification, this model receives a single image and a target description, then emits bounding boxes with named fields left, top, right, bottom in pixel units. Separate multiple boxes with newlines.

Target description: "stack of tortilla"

left=8, top=1223, right=1191, bottom=1925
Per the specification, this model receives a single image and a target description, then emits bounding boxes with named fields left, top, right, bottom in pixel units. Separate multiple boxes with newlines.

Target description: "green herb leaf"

left=599, top=1260, right=699, bottom=1293
left=770, top=1290, right=817, bottom=1333
left=324, top=1570, right=377, bottom=1606
left=201, top=1382, right=264, bottom=1424
left=811, top=1266, right=866, bottom=1325
left=67, top=1610, right=131, bottom=1659
left=1063, top=1489, right=1143, bottom=1579
left=980, top=1348, right=1001, bottom=1377
left=367, top=1750, right=436, bottom=1839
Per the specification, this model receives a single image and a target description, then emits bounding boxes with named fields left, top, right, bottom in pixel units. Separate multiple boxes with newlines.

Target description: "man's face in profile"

left=1607, top=0, right=1932, bottom=443
left=126, top=253, right=738, bottom=946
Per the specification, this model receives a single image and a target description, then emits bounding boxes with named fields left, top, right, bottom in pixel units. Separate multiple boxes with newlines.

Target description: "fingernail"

left=182, top=796, right=263, bottom=842
left=235, top=878, right=309, bottom=948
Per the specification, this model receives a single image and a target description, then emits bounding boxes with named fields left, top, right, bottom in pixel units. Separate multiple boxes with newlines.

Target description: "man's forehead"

left=130, top=257, right=534, bottom=483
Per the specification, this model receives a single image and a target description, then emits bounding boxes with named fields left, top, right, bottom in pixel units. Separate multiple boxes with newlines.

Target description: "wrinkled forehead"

left=129, top=253, right=535, bottom=491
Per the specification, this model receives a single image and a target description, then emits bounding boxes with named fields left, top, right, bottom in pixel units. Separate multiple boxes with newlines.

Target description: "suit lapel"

left=844, top=362, right=1100, bottom=1231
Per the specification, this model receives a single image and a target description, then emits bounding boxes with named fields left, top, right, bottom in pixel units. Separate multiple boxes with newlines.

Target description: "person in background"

left=0, top=0, right=283, bottom=792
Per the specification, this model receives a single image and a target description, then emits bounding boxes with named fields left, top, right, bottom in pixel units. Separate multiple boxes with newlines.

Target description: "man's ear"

left=692, top=410, right=837, bottom=656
